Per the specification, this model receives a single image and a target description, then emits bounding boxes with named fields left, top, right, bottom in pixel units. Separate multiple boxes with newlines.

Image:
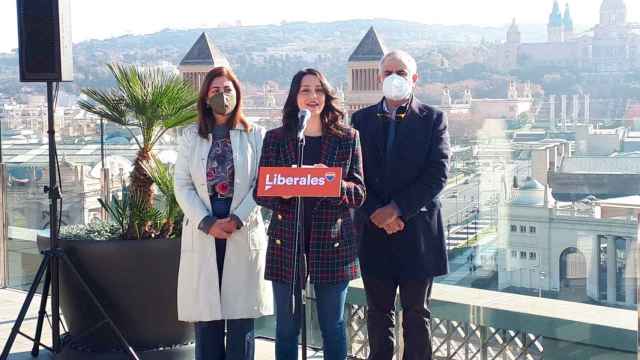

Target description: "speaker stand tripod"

left=0, top=82, right=140, bottom=360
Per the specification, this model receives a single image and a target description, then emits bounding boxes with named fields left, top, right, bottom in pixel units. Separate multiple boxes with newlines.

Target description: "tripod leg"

left=31, top=267, right=52, bottom=356
left=0, top=256, right=50, bottom=360
left=60, top=253, right=141, bottom=360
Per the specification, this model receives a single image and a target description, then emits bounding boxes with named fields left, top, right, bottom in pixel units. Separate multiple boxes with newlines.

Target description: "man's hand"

left=208, top=218, right=234, bottom=239
left=370, top=203, right=401, bottom=228
left=383, top=218, right=405, bottom=235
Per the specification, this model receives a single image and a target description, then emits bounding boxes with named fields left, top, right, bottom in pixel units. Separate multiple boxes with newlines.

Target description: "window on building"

left=520, top=225, right=527, bottom=233
left=529, top=252, right=536, bottom=260
left=616, top=237, right=628, bottom=303
left=511, top=250, right=518, bottom=258
left=529, top=226, right=536, bottom=234
left=520, top=251, right=527, bottom=259
left=510, top=225, right=517, bottom=232
left=598, top=235, right=608, bottom=301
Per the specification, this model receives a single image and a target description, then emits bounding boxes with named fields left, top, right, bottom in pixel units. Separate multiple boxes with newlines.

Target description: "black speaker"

left=16, top=0, right=73, bottom=82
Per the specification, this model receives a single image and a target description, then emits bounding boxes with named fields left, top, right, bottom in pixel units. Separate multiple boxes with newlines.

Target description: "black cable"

left=49, top=82, right=63, bottom=236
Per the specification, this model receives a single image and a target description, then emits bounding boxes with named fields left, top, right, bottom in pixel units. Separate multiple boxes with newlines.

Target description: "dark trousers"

left=195, top=319, right=255, bottom=360
left=362, top=275, right=434, bottom=360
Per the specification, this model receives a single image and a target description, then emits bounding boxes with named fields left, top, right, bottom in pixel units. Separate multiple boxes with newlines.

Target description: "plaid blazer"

left=254, top=126, right=365, bottom=284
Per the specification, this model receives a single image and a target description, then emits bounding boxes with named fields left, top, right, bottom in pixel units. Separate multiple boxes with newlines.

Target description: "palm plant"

left=142, top=156, right=183, bottom=239
left=98, top=187, right=164, bottom=240
left=79, top=63, right=197, bottom=238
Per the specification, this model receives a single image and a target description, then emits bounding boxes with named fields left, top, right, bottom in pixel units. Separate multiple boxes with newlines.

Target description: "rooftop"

left=179, top=32, right=230, bottom=67
left=560, top=156, right=640, bottom=174
left=348, top=27, right=385, bottom=62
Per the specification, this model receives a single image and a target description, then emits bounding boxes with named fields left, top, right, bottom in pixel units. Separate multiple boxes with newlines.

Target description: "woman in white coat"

left=174, top=66, right=272, bottom=360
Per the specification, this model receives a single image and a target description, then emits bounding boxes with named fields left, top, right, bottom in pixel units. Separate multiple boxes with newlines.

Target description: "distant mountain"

left=0, top=19, right=549, bottom=97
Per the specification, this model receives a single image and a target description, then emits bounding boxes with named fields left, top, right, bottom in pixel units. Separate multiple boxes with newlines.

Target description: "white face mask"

left=382, top=74, right=413, bottom=101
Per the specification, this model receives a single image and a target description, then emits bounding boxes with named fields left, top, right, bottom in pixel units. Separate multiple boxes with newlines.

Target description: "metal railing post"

left=0, top=163, right=8, bottom=288
left=101, top=167, right=110, bottom=221
left=480, top=325, right=488, bottom=360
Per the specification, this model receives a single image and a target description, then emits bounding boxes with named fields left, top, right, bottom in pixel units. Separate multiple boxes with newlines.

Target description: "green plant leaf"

left=80, top=63, right=198, bottom=238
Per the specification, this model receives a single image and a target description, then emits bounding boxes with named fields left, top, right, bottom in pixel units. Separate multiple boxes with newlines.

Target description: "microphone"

left=296, top=109, right=311, bottom=141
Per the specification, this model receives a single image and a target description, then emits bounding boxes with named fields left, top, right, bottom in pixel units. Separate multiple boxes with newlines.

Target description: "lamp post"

left=456, top=193, right=459, bottom=224
left=100, top=116, right=105, bottom=168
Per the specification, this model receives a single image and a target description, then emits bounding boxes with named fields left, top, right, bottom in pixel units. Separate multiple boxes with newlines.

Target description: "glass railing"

left=1, top=72, right=638, bottom=360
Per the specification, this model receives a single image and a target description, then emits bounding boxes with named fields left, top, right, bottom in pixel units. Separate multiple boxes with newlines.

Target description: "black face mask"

left=207, top=92, right=236, bottom=115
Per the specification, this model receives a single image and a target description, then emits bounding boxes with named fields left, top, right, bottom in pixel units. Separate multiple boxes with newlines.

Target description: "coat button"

left=276, top=239, right=282, bottom=245
left=333, top=242, right=340, bottom=248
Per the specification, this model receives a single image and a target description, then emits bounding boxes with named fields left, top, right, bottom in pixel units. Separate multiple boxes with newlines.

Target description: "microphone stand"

left=289, top=134, right=308, bottom=360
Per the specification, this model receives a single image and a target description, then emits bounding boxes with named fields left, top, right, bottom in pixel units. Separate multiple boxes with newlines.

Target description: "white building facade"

left=497, top=178, right=637, bottom=308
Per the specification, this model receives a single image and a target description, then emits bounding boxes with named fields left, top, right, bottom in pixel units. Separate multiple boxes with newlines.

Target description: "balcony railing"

left=255, top=281, right=636, bottom=360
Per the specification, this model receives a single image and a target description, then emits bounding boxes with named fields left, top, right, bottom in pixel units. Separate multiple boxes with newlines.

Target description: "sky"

left=1, top=0, right=639, bottom=53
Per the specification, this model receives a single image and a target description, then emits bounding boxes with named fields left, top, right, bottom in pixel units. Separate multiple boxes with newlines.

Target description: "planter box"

left=38, top=236, right=194, bottom=356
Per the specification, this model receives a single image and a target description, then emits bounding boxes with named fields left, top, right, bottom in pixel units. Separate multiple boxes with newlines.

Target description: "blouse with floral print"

left=206, top=125, right=234, bottom=198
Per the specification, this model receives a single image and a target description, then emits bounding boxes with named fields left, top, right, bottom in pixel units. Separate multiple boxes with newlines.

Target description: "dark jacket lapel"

left=393, top=98, right=424, bottom=156
left=284, top=133, right=297, bottom=166
left=319, top=131, right=336, bottom=166
left=370, top=100, right=387, bottom=163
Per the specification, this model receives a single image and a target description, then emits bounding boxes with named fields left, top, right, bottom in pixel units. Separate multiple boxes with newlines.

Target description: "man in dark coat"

left=351, top=50, right=450, bottom=360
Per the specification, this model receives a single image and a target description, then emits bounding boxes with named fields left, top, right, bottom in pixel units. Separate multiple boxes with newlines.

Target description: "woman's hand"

left=208, top=218, right=235, bottom=239
left=219, top=217, right=239, bottom=234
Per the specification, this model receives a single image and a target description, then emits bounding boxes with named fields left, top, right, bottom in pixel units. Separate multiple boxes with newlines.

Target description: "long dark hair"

left=196, top=66, right=250, bottom=138
left=282, top=68, right=347, bottom=138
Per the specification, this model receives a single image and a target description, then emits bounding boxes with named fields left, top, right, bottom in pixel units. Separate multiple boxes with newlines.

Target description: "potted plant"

left=54, top=63, right=197, bottom=357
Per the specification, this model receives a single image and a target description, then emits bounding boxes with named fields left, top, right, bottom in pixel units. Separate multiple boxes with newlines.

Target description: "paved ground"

left=1, top=288, right=53, bottom=358
left=0, top=289, right=320, bottom=360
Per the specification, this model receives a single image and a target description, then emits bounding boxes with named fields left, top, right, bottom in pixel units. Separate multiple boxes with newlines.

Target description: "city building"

left=345, top=27, right=385, bottom=116
left=442, top=82, right=534, bottom=139
left=623, top=131, right=640, bottom=151
left=549, top=155, right=640, bottom=201
left=0, top=100, right=100, bottom=144
left=178, top=32, right=230, bottom=91
left=495, top=0, right=640, bottom=72
left=575, top=125, right=626, bottom=155
left=532, top=94, right=592, bottom=130
left=7, top=160, right=105, bottom=229
left=496, top=177, right=637, bottom=307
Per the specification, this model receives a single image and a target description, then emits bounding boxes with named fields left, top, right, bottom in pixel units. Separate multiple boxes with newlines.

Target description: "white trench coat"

left=174, top=123, right=273, bottom=322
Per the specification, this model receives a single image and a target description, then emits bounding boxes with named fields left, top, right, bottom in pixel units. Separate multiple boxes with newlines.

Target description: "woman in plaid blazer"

left=254, top=68, right=365, bottom=360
